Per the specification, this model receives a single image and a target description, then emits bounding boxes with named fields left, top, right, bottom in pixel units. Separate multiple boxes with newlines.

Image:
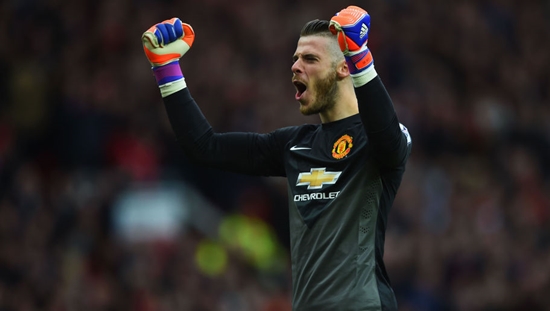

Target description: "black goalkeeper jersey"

left=163, top=76, right=411, bottom=311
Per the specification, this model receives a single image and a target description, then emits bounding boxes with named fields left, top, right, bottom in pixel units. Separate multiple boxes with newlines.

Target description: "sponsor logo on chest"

left=294, top=168, right=342, bottom=202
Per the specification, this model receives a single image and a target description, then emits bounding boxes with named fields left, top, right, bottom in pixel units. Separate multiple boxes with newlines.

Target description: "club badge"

left=332, top=134, right=353, bottom=159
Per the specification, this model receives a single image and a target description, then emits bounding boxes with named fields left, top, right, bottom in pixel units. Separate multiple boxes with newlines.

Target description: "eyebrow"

left=293, top=53, right=319, bottom=62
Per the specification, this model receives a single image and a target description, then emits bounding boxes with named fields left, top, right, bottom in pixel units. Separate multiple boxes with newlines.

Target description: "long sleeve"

left=355, top=76, right=411, bottom=168
left=162, top=88, right=294, bottom=177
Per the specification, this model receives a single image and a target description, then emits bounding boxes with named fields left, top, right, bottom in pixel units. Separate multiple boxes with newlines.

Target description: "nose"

left=291, top=59, right=302, bottom=74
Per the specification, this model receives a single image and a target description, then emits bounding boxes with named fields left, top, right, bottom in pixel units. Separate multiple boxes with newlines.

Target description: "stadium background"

left=1, top=0, right=550, bottom=310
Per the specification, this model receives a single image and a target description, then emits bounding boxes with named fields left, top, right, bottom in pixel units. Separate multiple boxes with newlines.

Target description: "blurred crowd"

left=1, top=0, right=550, bottom=310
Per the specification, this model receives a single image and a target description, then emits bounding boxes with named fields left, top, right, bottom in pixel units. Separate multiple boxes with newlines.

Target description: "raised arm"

left=329, top=6, right=411, bottom=168
left=141, top=18, right=290, bottom=176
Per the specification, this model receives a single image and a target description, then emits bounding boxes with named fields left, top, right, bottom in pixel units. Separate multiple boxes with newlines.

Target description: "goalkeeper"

left=142, top=6, right=411, bottom=311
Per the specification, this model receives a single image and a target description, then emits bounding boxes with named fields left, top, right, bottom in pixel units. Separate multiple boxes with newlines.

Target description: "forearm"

left=163, top=88, right=212, bottom=153
left=356, top=76, right=409, bottom=167
left=355, top=75, right=396, bottom=133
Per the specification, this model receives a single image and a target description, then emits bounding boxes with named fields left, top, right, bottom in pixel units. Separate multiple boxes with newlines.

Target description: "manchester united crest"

left=332, top=134, right=353, bottom=159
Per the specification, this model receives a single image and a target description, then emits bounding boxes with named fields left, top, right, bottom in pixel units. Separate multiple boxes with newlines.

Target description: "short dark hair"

left=300, top=19, right=331, bottom=37
left=299, top=19, right=344, bottom=63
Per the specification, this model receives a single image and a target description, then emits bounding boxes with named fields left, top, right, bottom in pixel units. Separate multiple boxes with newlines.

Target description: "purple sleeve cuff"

left=152, top=61, right=183, bottom=85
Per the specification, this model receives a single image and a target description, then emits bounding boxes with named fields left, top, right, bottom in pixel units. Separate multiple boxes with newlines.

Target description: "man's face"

left=292, top=35, right=339, bottom=116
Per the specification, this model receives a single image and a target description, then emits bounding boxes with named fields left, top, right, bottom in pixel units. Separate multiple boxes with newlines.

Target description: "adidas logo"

left=359, top=23, right=368, bottom=39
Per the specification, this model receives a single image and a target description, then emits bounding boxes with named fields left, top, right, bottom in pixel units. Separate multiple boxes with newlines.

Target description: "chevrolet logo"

left=296, top=168, right=342, bottom=190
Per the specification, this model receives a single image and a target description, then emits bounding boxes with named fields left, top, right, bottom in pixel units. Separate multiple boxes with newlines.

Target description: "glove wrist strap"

left=346, top=48, right=377, bottom=87
left=351, top=67, right=377, bottom=88
left=345, top=48, right=373, bottom=75
left=153, top=61, right=183, bottom=84
left=152, top=61, right=187, bottom=97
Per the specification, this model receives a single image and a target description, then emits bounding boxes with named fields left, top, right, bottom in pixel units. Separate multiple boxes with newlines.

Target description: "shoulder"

left=267, top=124, right=319, bottom=150
left=272, top=123, right=319, bottom=138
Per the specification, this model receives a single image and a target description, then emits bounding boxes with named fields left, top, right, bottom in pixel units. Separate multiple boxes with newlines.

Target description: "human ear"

left=336, top=59, right=350, bottom=79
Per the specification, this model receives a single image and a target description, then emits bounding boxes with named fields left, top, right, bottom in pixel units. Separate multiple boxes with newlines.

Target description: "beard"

left=300, top=70, right=339, bottom=116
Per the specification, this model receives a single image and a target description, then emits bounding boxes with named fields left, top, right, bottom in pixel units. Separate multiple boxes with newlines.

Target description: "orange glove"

left=141, top=18, right=195, bottom=97
left=142, top=18, right=195, bottom=67
left=329, top=6, right=376, bottom=86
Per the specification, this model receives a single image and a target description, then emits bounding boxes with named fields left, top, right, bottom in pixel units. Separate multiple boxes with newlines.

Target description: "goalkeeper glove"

left=142, top=18, right=195, bottom=97
left=329, top=6, right=377, bottom=87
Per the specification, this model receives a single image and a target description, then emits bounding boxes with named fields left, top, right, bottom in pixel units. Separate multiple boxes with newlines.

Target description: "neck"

left=319, top=84, right=359, bottom=123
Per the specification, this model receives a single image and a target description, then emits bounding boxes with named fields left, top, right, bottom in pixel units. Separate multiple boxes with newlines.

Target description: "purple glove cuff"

left=345, top=49, right=373, bottom=75
left=152, top=61, right=183, bottom=85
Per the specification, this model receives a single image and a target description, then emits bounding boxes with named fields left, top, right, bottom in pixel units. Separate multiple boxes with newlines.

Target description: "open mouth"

left=293, top=80, right=308, bottom=99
